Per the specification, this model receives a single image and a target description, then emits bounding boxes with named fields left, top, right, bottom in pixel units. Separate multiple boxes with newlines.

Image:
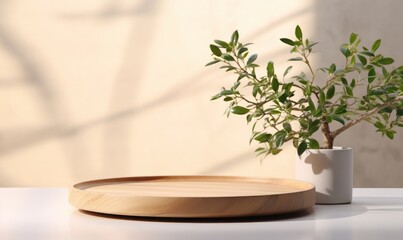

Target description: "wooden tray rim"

left=71, top=175, right=315, bottom=198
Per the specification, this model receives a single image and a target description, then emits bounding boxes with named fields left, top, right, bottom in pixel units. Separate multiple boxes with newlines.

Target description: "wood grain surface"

left=69, top=175, right=315, bottom=218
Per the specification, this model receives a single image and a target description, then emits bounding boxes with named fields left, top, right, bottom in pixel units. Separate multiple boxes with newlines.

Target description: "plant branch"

left=324, top=74, right=338, bottom=88
left=233, top=51, right=261, bottom=83
left=321, top=116, right=333, bottom=148
left=299, top=46, right=316, bottom=83
left=331, top=95, right=403, bottom=138
left=208, top=27, right=403, bottom=159
left=237, top=94, right=256, bottom=105
left=303, top=55, right=316, bottom=83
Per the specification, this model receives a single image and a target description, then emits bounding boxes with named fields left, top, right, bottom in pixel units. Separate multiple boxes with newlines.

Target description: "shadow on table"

left=69, top=196, right=403, bottom=240
left=69, top=209, right=318, bottom=240
left=72, top=195, right=403, bottom=223
left=76, top=209, right=313, bottom=223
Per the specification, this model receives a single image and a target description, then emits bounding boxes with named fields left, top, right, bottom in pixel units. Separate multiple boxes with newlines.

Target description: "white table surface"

left=1, top=188, right=403, bottom=240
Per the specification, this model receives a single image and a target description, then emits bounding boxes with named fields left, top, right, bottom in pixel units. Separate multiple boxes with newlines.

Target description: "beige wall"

left=0, top=0, right=402, bottom=187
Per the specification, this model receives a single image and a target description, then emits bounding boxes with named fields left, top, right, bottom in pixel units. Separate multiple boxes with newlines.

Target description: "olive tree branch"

left=331, top=95, right=403, bottom=138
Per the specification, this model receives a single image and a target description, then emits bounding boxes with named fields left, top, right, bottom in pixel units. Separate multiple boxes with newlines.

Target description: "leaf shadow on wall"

left=0, top=1, right=90, bottom=184
left=0, top=0, right=314, bottom=185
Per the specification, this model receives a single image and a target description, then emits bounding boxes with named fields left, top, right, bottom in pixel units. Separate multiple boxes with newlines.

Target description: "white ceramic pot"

left=295, top=147, right=353, bottom=204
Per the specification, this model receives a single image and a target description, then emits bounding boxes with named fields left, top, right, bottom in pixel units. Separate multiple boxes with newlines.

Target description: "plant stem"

left=238, top=94, right=256, bottom=105
left=331, top=95, right=403, bottom=138
left=321, top=116, right=334, bottom=149
left=300, top=49, right=316, bottom=83
left=233, top=51, right=261, bottom=83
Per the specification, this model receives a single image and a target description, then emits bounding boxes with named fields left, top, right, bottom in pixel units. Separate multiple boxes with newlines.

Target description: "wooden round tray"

left=69, top=175, right=315, bottom=218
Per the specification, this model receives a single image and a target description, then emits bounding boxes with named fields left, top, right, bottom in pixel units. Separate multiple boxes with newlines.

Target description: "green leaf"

left=242, top=43, right=253, bottom=47
left=340, top=47, right=351, bottom=58
left=330, top=63, right=336, bottom=73
left=308, top=97, right=316, bottom=114
left=358, top=55, right=367, bottom=65
left=237, top=47, right=248, bottom=56
left=223, top=97, right=233, bottom=102
left=283, top=66, right=293, bottom=77
left=371, top=39, right=381, bottom=52
left=344, top=85, right=353, bottom=96
left=297, top=141, right=307, bottom=156
left=326, top=85, right=336, bottom=99
left=299, top=119, right=308, bottom=129
left=280, top=38, right=295, bottom=46
left=382, top=67, right=389, bottom=77
left=271, top=148, right=283, bottom=155
left=349, top=33, right=358, bottom=44
left=303, top=85, right=311, bottom=96
left=247, top=54, right=258, bottom=65
left=252, top=85, right=260, bottom=97
left=293, top=138, right=299, bottom=148
left=368, top=67, right=376, bottom=83
left=222, top=54, right=235, bottom=61
left=308, top=139, right=320, bottom=149
left=232, top=81, right=240, bottom=90
left=278, top=92, right=288, bottom=103
left=369, top=89, right=384, bottom=96
left=246, top=114, right=253, bottom=123
left=209, top=45, right=222, bottom=56
left=386, top=130, right=395, bottom=139
left=308, top=120, right=321, bottom=134
left=256, top=149, right=269, bottom=157
left=231, top=106, right=249, bottom=115
left=319, top=88, right=326, bottom=105
left=220, top=65, right=236, bottom=71
left=266, top=109, right=281, bottom=114
left=288, top=57, right=303, bottom=61
left=247, top=63, right=259, bottom=68
left=314, top=107, right=322, bottom=117
left=378, top=58, right=394, bottom=65
left=295, top=25, right=303, bottom=40
left=255, top=147, right=265, bottom=153
left=332, top=115, right=345, bottom=125
left=361, top=51, right=375, bottom=57
left=214, top=40, right=229, bottom=48
left=283, top=122, right=292, bottom=132
left=220, top=89, right=234, bottom=96
left=210, top=94, right=221, bottom=100
left=237, top=73, right=247, bottom=81
left=350, top=55, right=356, bottom=66
left=299, top=79, right=308, bottom=85
left=231, top=30, right=239, bottom=45
left=205, top=59, right=220, bottom=66
left=267, top=61, right=274, bottom=77
left=275, top=131, right=286, bottom=148
left=335, top=104, right=347, bottom=114
left=354, top=38, right=362, bottom=47
left=272, top=77, right=279, bottom=92
left=350, top=79, right=356, bottom=88
left=374, top=121, right=384, bottom=129
left=379, top=107, right=393, bottom=113
left=308, top=41, right=318, bottom=49
left=254, top=133, right=272, bottom=142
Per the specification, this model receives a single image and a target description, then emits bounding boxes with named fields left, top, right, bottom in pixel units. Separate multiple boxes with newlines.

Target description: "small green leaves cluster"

left=207, top=26, right=403, bottom=158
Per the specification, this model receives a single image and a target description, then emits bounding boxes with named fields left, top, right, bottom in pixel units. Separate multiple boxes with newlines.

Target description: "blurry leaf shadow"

left=303, top=151, right=331, bottom=175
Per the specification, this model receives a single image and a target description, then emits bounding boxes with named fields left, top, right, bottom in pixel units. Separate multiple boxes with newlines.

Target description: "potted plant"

left=206, top=25, right=403, bottom=204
